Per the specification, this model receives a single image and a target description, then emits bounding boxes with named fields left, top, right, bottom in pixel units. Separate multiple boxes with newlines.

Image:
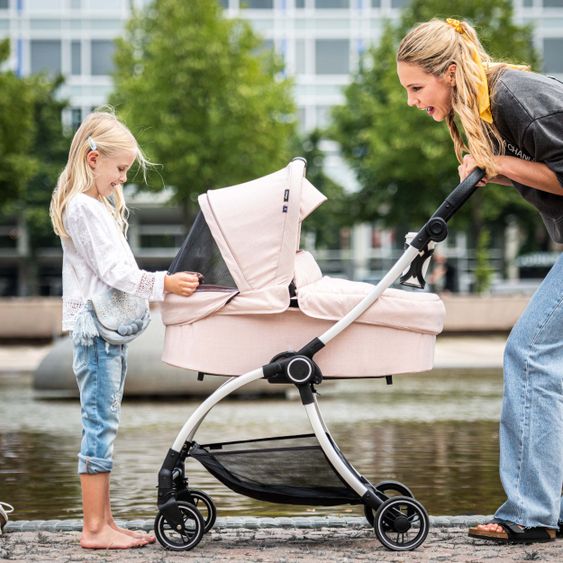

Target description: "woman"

left=396, top=18, right=563, bottom=544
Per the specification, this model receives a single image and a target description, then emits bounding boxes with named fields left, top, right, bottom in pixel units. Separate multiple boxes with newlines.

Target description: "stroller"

left=155, top=158, right=484, bottom=552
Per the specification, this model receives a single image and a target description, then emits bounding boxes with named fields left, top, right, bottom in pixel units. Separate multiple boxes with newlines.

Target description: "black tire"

left=177, top=489, right=217, bottom=533
left=364, top=480, right=415, bottom=526
left=373, top=496, right=429, bottom=551
left=154, top=501, right=205, bottom=551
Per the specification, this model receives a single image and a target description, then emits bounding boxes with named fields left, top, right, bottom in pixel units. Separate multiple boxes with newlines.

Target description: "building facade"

left=1, top=0, right=562, bottom=295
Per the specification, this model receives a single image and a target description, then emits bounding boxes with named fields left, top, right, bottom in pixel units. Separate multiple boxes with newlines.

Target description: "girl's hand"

left=458, top=154, right=488, bottom=187
left=165, top=272, right=201, bottom=297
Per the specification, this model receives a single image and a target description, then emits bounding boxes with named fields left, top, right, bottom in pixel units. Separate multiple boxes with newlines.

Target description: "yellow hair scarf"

left=446, top=18, right=493, bottom=124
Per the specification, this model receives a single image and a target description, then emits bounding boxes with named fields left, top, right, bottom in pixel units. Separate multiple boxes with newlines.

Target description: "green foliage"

left=0, top=39, right=36, bottom=208
left=111, top=0, right=296, bottom=221
left=331, top=0, right=540, bottom=239
left=474, top=227, right=494, bottom=294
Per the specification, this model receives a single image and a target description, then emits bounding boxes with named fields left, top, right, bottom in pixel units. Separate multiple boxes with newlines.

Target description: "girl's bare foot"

left=110, top=521, right=156, bottom=543
left=80, top=525, right=149, bottom=549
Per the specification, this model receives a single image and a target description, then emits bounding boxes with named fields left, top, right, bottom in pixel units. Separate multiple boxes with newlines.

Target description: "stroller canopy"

left=198, top=158, right=326, bottom=293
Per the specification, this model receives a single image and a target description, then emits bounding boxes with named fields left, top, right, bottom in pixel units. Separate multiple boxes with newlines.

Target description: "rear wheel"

left=373, top=496, right=429, bottom=551
left=364, top=480, right=415, bottom=526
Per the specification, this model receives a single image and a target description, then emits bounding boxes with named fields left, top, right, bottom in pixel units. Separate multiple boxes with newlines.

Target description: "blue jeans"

left=72, top=336, right=127, bottom=474
left=495, top=253, right=563, bottom=529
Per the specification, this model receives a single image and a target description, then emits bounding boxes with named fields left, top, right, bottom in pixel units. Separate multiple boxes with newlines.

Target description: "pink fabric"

left=297, top=279, right=444, bottom=335
left=161, top=290, right=238, bottom=326
left=162, top=309, right=436, bottom=378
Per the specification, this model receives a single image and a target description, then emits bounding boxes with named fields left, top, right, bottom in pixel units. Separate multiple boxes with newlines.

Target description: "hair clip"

left=87, top=136, right=97, bottom=151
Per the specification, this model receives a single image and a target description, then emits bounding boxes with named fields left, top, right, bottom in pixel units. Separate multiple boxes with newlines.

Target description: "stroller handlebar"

left=409, top=167, right=485, bottom=250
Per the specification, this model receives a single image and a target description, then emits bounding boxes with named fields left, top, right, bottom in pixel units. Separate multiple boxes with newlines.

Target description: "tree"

left=0, top=39, right=36, bottom=208
left=331, top=0, right=539, bottom=240
left=111, top=0, right=296, bottom=223
left=293, top=129, right=350, bottom=249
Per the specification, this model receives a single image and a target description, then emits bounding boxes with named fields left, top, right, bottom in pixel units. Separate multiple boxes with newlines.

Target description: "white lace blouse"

left=61, top=193, right=166, bottom=331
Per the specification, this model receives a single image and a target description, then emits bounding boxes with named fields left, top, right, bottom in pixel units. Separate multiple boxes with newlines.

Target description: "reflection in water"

left=0, top=370, right=504, bottom=520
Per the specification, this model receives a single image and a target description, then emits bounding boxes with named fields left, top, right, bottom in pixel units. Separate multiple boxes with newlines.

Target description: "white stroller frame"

left=155, top=161, right=485, bottom=552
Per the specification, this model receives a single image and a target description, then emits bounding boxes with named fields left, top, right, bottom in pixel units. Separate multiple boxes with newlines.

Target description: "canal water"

left=0, top=368, right=504, bottom=521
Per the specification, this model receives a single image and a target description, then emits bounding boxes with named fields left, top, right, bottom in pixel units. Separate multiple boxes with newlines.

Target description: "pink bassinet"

left=161, top=159, right=445, bottom=378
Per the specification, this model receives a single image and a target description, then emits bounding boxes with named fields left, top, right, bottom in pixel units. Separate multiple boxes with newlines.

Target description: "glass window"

left=0, top=0, right=9, bottom=9
left=241, top=0, right=274, bottom=8
left=371, top=0, right=381, bottom=7
left=71, top=41, right=81, bottom=75
left=315, top=39, right=349, bottom=74
left=543, top=38, right=563, bottom=72
left=218, top=0, right=229, bottom=7
left=315, top=0, right=349, bottom=7
left=296, top=0, right=306, bottom=7
left=30, top=40, right=62, bottom=75
left=91, top=40, right=115, bottom=75
left=71, top=107, right=82, bottom=130
left=391, top=0, right=408, bottom=7
left=523, top=0, right=533, bottom=6
left=71, top=0, right=82, bottom=8
left=544, top=0, right=563, bottom=7
left=295, top=38, right=306, bottom=74
left=27, top=0, right=63, bottom=9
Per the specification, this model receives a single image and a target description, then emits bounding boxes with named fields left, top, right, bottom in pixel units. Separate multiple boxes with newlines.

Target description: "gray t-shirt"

left=491, top=69, right=563, bottom=242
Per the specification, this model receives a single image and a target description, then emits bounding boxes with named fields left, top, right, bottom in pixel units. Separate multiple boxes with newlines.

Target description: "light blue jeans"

left=72, top=336, right=127, bottom=474
left=494, top=253, right=563, bottom=529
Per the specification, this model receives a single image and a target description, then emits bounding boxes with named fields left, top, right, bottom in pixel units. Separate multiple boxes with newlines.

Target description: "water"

left=0, top=369, right=505, bottom=521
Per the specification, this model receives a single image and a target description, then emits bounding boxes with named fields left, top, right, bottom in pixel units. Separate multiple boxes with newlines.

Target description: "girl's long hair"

left=397, top=18, right=528, bottom=177
left=50, top=109, right=151, bottom=238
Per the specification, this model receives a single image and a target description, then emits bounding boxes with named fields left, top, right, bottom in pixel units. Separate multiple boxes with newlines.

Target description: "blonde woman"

left=50, top=111, right=199, bottom=549
left=397, top=18, right=563, bottom=544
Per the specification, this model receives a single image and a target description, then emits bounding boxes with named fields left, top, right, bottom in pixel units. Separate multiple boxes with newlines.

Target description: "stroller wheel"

left=373, top=496, right=429, bottom=551
left=364, top=480, right=414, bottom=526
left=154, top=501, right=205, bottom=551
left=177, top=489, right=217, bottom=533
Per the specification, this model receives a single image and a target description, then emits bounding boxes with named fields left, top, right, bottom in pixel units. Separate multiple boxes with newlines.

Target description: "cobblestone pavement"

left=2, top=517, right=563, bottom=562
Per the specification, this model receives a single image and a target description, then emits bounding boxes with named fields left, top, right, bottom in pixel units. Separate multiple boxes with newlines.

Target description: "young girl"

left=397, top=19, right=563, bottom=544
left=50, top=111, right=200, bottom=549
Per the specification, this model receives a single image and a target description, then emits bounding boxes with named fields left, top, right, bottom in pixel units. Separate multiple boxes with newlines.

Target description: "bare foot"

left=473, top=523, right=506, bottom=533
left=80, top=526, right=149, bottom=549
left=110, top=521, right=156, bottom=543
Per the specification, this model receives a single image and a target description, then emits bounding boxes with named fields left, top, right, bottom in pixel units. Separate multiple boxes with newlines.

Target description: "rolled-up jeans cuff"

left=78, top=454, right=113, bottom=474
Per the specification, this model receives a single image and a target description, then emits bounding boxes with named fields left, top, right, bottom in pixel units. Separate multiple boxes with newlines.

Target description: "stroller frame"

left=155, top=164, right=485, bottom=552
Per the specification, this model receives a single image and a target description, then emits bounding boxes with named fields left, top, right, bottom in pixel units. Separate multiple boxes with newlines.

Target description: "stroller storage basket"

left=190, top=434, right=362, bottom=506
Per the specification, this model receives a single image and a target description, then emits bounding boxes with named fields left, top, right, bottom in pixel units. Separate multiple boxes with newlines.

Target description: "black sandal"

left=468, top=521, right=556, bottom=544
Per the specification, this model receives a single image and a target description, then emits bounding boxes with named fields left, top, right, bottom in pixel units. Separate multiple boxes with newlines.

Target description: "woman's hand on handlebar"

left=458, top=155, right=488, bottom=187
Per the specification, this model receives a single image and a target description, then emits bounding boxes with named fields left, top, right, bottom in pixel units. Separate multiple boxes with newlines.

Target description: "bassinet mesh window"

left=168, top=211, right=237, bottom=289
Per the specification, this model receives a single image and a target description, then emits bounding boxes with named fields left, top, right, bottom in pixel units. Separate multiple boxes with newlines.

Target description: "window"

left=295, top=39, right=306, bottom=74
left=71, top=108, right=82, bottom=130
left=30, top=40, right=61, bottom=75
left=296, top=0, right=306, bottom=7
left=315, top=0, right=349, bottom=7
left=371, top=0, right=381, bottom=7
left=391, top=0, right=408, bottom=7
left=315, top=39, right=349, bottom=74
left=543, top=38, right=563, bottom=72
left=543, top=0, right=563, bottom=7
left=218, top=0, right=229, bottom=7
left=241, top=0, right=274, bottom=8
left=0, top=0, right=9, bottom=10
left=91, top=40, right=115, bottom=76
left=71, top=41, right=81, bottom=75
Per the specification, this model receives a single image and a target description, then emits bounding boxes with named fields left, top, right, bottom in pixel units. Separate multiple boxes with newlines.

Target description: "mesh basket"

left=168, top=211, right=237, bottom=289
left=190, top=434, right=361, bottom=506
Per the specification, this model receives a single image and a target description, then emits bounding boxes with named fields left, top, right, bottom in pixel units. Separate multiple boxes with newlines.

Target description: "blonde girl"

left=397, top=18, right=563, bottom=545
left=50, top=111, right=199, bottom=549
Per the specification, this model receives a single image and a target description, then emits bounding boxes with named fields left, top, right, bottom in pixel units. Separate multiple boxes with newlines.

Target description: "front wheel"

left=154, top=501, right=205, bottom=551
left=177, top=489, right=217, bottom=533
left=373, top=496, right=429, bottom=551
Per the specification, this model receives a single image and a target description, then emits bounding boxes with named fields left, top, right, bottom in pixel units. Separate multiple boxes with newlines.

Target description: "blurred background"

left=0, top=0, right=562, bottom=522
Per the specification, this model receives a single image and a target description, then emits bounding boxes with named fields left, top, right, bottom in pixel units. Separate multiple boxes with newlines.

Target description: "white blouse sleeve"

left=65, top=198, right=166, bottom=301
